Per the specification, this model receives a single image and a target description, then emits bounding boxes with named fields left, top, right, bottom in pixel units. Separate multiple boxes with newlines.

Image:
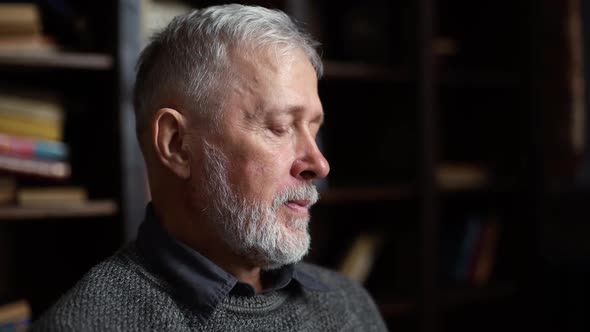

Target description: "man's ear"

left=151, top=108, right=192, bottom=179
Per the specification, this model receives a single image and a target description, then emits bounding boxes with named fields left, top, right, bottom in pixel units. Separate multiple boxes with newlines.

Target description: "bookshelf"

left=0, top=200, right=118, bottom=220
left=0, top=0, right=145, bottom=319
left=0, top=0, right=584, bottom=331
left=278, top=0, right=584, bottom=331
left=0, top=51, right=113, bottom=70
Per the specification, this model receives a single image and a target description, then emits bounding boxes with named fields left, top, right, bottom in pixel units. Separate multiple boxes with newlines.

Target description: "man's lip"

left=288, top=199, right=311, bottom=207
left=285, top=200, right=311, bottom=213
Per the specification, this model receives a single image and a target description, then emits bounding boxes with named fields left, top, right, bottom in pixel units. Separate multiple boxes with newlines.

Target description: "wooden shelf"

left=380, top=299, right=416, bottom=318
left=318, top=185, right=415, bottom=204
left=321, top=61, right=519, bottom=86
left=0, top=200, right=118, bottom=220
left=0, top=50, right=114, bottom=70
left=323, top=61, right=410, bottom=81
left=378, top=284, right=516, bottom=318
left=442, top=283, right=517, bottom=307
left=316, top=183, right=510, bottom=205
left=439, top=68, right=521, bottom=87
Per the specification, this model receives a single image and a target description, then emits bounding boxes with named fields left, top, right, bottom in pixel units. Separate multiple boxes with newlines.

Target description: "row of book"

left=0, top=92, right=89, bottom=208
left=0, top=3, right=90, bottom=209
left=452, top=216, right=500, bottom=286
left=338, top=214, right=500, bottom=287
left=442, top=214, right=501, bottom=287
left=0, top=93, right=70, bottom=179
left=1, top=2, right=64, bottom=184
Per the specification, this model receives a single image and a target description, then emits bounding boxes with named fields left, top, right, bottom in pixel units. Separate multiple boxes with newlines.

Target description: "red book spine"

left=0, top=134, right=35, bottom=158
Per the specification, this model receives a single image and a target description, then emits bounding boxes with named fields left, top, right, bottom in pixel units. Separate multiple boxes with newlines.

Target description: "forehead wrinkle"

left=227, top=49, right=282, bottom=124
left=228, top=46, right=321, bottom=125
left=227, top=70, right=264, bottom=123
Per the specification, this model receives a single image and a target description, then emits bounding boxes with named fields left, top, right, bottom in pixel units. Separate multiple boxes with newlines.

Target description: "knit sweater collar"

left=136, top=203, right=329, bottom=321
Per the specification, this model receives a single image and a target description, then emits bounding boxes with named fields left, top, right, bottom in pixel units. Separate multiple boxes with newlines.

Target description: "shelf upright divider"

left=417, top=0, right=439, bottom=331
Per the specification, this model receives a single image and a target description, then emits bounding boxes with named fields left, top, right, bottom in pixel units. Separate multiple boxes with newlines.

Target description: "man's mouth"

left=285, top=199, right=311, bottom=214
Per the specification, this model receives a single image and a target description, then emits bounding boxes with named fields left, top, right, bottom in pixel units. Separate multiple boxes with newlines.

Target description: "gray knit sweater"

left=30, top=245, right=388, bottom=331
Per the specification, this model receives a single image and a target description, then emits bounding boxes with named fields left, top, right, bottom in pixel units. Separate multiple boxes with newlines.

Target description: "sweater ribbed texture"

left=30, top=245, right=388, bottom=331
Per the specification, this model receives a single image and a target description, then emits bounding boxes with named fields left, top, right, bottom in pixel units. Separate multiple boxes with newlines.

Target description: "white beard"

left=202, top=141, right=319, bottom=270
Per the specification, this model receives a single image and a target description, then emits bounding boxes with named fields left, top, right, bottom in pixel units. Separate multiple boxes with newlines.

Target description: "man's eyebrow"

left=265, top=105, right=325, bottom=125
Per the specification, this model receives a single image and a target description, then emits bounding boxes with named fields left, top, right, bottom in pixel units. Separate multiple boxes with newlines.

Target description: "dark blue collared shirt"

left=136, top=203, right=329, bottom=321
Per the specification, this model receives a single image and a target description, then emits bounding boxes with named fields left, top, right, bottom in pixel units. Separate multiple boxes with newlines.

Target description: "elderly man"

left=31, top=4, right=387, bottom=331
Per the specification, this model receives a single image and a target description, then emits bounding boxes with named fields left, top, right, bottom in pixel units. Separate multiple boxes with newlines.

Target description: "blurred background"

left=0, top=0, right=589, bottom=331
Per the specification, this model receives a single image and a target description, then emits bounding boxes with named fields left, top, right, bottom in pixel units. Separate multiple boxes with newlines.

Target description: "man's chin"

left=279, top=209, right=310, bottom=229
left=253, top=234, right=311, bottom=271
left=259, top=251, right=308, bottom=271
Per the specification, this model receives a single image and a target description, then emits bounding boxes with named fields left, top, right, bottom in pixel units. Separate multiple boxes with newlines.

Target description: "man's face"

left=197, top=48, right=330, bottom=269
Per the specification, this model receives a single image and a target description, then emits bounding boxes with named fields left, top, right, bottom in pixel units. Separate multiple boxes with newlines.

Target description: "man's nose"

left=291, top=137, right=330, bottom=181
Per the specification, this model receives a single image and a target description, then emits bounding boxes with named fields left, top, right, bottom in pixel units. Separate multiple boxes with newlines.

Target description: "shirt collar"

left=136, top=203, right=329, bottom=320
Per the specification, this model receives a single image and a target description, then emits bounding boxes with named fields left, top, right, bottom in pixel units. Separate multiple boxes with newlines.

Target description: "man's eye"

left=269, top=126, right=289, bottom=136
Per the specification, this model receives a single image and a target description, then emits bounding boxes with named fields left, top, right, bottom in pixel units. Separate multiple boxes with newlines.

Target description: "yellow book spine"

left=0, top=115, right=61, bottom=141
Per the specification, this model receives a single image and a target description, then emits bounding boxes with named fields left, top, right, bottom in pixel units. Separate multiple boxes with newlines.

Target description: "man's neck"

left=154, top=203, right=266, bottom=293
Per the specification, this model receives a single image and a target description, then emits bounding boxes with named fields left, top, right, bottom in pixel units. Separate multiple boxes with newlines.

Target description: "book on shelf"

left=338, top=231, right=384, bottom=283
left=0, top=176, right=16, bottom=206
left=437, top=163, right=490, bottom=190
left=0, top=94, right=63, bottom=123
left=0, top=3, right=41, bottom=35
left=451, top=215, right=501, bottom=286
left=568, top=0, right=585, bottom=158
left=454, top=216, right=483, bottom=283
left=0, top=299, right=31, bottom=332
left=0, top=3, right=57, bottom=54
left=17, top=186, right=87, bottom=207
left=0, top=117, right=61, bottom=142
left=0, top=93, right=64, bottom=142
left=469, top=218, right=500, bottom=286
left=539, top=0, right=586, bottom=181
left=433, top=37, right=459, bottom=56
left=0, top=35, right=57, bottom=53
left=0, top=133, right=68, bottom=161
left=0, top=154, right=70, bottom=180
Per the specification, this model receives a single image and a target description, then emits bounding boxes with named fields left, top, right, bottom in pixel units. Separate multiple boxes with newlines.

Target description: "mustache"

left=273, top=184, right=319, bottom=208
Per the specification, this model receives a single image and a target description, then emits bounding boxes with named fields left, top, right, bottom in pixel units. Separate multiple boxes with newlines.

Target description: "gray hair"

left=133, top=4, right=323, bottom=141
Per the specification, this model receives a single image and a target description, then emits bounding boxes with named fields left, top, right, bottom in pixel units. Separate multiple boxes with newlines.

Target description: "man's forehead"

left=224, top=49, right=322, bottom=120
